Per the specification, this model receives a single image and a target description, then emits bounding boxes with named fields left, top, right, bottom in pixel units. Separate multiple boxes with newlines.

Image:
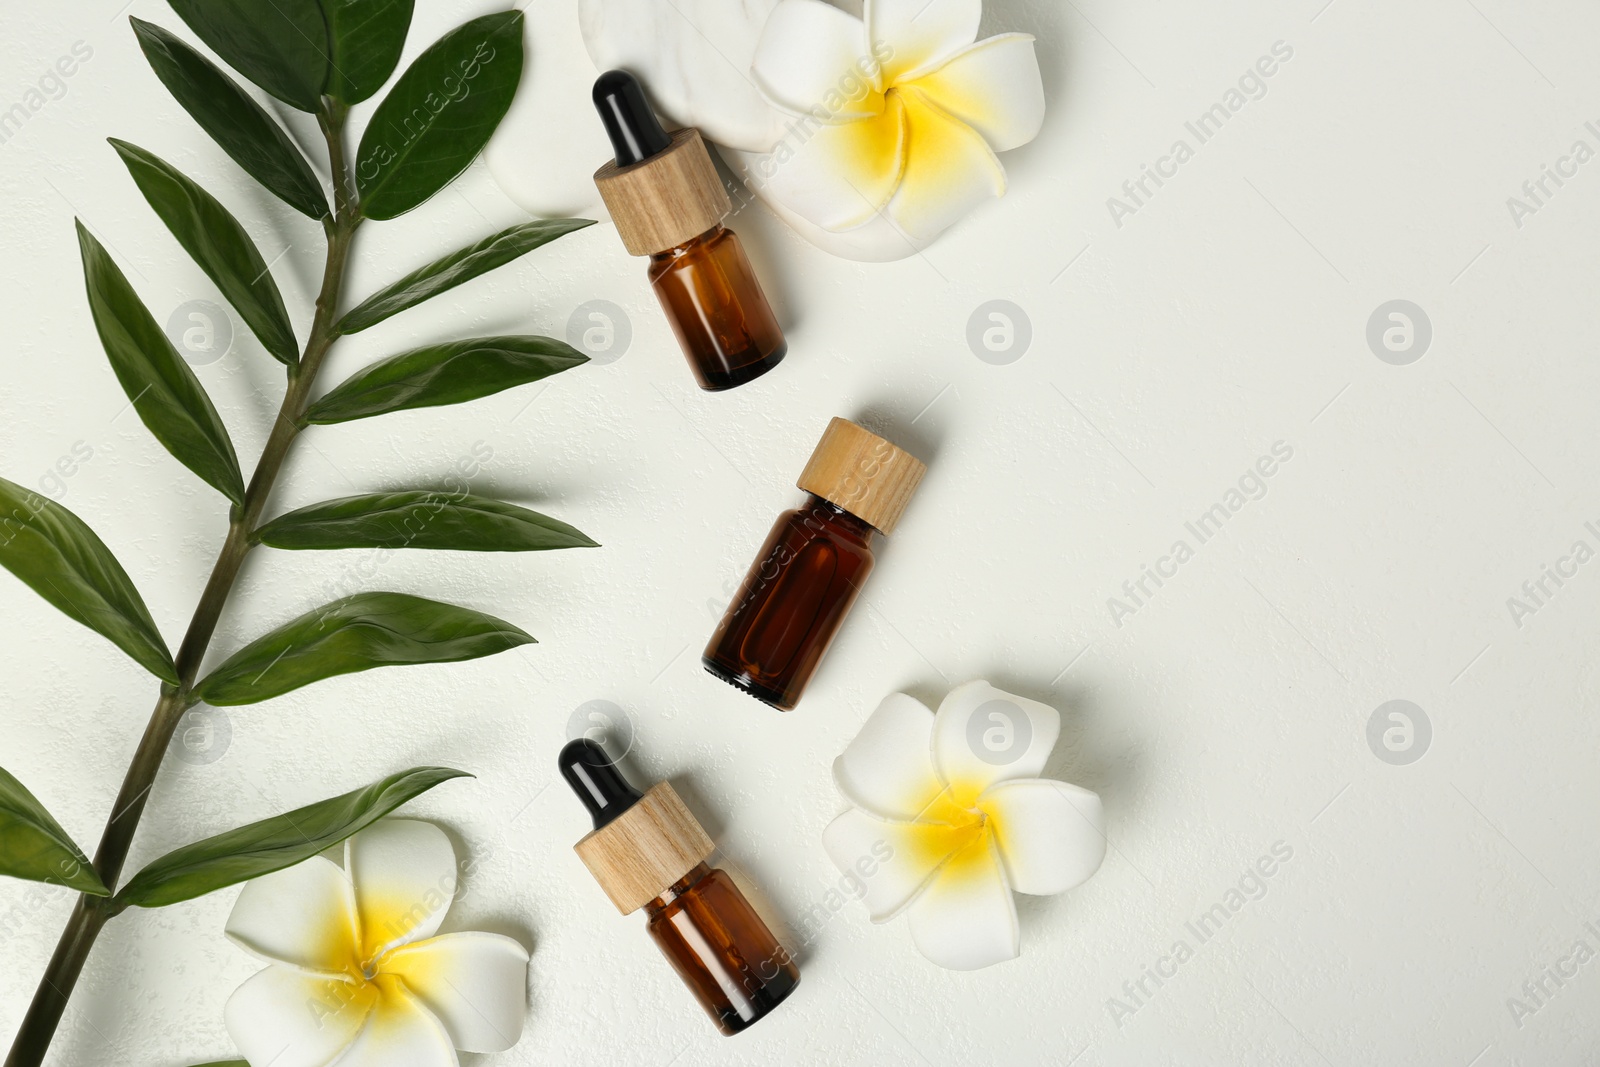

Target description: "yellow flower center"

left=902, top=780, right=999, bottom=876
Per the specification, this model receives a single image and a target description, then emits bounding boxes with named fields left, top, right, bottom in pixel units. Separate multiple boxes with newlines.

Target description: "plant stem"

left=6, top=101, right=361, bottom=1067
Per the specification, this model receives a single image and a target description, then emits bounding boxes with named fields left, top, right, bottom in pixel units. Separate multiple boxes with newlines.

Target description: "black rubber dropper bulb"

left=593, top=69, right=672, bottom=167
left=559, top=738, right=645, bottom=830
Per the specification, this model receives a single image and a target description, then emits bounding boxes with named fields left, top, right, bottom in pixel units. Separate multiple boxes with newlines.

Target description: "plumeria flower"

left=223, top=819, right=529, bottom=1067
left=739, top=0, right=1046, bottom=254
left=823, top=681, right=1105, bottom=970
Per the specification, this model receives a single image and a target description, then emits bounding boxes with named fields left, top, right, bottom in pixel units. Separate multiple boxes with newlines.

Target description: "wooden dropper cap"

left=591, top=70, right=731, bottom=257
left=561, top=739, right=715, bottom=915
left=797, top=418, right=927, bottom=534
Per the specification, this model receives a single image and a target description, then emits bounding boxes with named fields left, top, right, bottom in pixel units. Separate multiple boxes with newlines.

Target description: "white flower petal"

left=486, top=0, right=611, bottom=219
left=753, top=0, right=883, bottom=119
left=334, top=975, right=458, bottom=1067
left=224, top=855, right=359, bottom=976
left=580, top=0, right=788, bottom=152
left=738, top=92, right=907, bottom=231
left=911, top=33, right=1045, bottom=152
left=979, top=778, right=1106, bottom=896
left=832, top=692, right=946, bottom=821
left=930, top=680, right=1060, bottom=806
left=382, top=933, right=530, bottom=1054
left=225, top=966, right=373, bottom=1067
left=346, top=819, right=458, bottom=960
left=884, top=86, right=1006, bottom=241
left=905, top=833, right=1019, bottom=970
left=718, top=151, right=932, bottom=260
left=821, top=807, right=982, bottom=922
left=866, top=0, right=981, bottom=83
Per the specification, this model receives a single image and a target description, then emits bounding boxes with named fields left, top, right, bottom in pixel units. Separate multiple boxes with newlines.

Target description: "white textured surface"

left=2, top=1, right=1599, bottom=1065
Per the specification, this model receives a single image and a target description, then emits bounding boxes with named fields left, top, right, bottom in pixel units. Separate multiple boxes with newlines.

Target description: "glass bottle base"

left=719, top=968, right=799, bottom=1035
left=701, top=656, right=793, bottom=711
left=695, top=339, right=787, bottom=392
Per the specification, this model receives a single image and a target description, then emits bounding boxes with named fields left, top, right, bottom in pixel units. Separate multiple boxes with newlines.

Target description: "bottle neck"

left=650, top=224, right=725, bottom=264
left=646, top=862, right=713, bottom=913
left=798, top=494, right=877, bottom=542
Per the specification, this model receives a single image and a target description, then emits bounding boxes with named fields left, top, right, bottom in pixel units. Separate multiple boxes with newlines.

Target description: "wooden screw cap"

left=796, top=418, right=927, bottom=535
left=593, top=128, right=731, bottom=256
left=573, top=781, right=715, bottom=914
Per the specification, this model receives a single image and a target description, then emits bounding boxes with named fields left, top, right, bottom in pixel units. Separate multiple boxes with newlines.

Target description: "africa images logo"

left=1107, top=442, right=1294, bottom=627
left=1106, top=41, right=1294, bottom=229
left=1107, top=841, right=1295, bottom=1027
left=357, top=39, right=501, bottom=183
left=0, top=41, right=93, bottom=148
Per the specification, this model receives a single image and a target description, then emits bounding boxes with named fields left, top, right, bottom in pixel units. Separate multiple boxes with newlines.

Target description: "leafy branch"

left=0, top=5, right=595, bottom=1064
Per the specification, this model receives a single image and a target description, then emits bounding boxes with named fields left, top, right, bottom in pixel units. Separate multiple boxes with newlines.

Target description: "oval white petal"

left=346, top=819, right=458, bottom=960
left=753, top=0, right=881, bottom=120
left=930, top=680, right=1060, bottom=805
left=905, top=834, right=1020, bottom=970
left=333, top=975, right=458, bottom=1067
left=734, top=94, right=907, bottom=232
left=581, top=0, right=788, bottom=152
left=486, top=0, right=611, bottom=219
left=866, top=0, right=981, bottom=83
left=225, top=965, right=373, bottom=1067
left=884, top=86, right=1006, bottom=242
left=224, top=855, right=358, bottom=976
left=979, top=778, right=1106, bottom=896
left=822, top=808, right=974, bottom=922
left=910, top=33, right=1046, bottom=152
left=832, top=692, right=946, bottom=821
left=382, top=932, right=530, bottom=1054
left=716, top=160, right=932, bottom=260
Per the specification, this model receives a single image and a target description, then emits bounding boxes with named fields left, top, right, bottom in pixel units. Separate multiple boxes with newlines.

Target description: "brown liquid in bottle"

left=591, top=71, right=786, bottom=391
left=649, top=226, right=786, bottom=391
left=703, top=496, right=877, bottom=710
left=645, top=863, right=800, bottom=1035
left=561, top=740, right=800, bottom=1036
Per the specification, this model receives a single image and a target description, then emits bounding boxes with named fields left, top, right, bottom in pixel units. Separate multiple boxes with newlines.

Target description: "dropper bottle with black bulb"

left=559, top=738, right=800, bottom=1034
left=591, top=70, right=787, bottom=391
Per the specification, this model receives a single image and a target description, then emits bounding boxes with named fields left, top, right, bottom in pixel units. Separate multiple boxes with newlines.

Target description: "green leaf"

left=0, top=477, right=177, bottom=683
left=115, top=766, right=469, bottom=908
left=305, top=336, right=585, bottom=424
left=256, top=492, right=598, bottom=552
left=163, top=0, right=329, bottom=112
left=323, top=0, right=414, bottom=104
left=132, top=18, right=329, bottom=221
left=76, top=221, right=245, bottom=506
left=336, top=219, right=594, bottom=335
left=110, top=139, right=299, bottom=366
left=355, top=11, right=525, bottom=220
left=0, top=766, right=111, bottom=896
left=192, top=592, right=533, bottom=706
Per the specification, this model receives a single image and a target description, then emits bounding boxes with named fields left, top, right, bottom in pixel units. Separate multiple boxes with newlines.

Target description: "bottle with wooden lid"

left=559, top=738, right=799, bottom=1035
left=704, top=417, right=927, bottom=710
left=591, top=70, right=786, bottom=391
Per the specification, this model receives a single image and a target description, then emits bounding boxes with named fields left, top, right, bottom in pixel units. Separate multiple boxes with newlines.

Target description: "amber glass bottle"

left=560, top=739, right=799, bottom=1035
left=648, top=226, right=786, bottom=390
left=705, top=418, right=927, bottom=710
left=592, top=71, right=786, bottom=390
left=645, top=863, right=799, bottom=1034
